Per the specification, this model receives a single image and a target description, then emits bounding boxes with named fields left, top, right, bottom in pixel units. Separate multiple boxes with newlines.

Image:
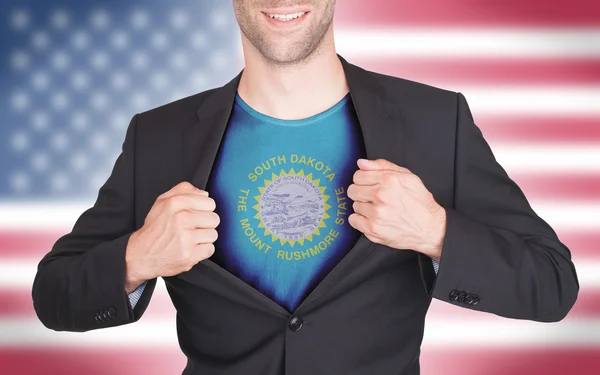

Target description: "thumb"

left=357, top=158, right=407, bottom=172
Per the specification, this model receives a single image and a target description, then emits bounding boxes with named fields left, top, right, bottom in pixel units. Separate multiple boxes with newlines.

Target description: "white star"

left=11, top=9, right=30, bottom=30
left=91, top=132, right=109, bottom=152
left=131, top=51, right=149, bottom=70
left=90, top=9, right=110, bottom=30
left=151, top=31, right=169, bottom=50
left=190, top=71, right=209, bottom=90
left=31, top=71, right=51, bottom=91
left=11, top=172, right=30, bottom=193
left=11, top=132, right=29, bottom=152
left=131, top=9, right=149, bottom=30
left=51, top=172, right=69, bottom=192
left=71, top=30, right=90, bottom=50
left=31, top=112, right=50, bottom=132
left=111, top=30, right=129, bottom=50
left=70, top=152, right=89, bottom=171
left=11, top=91, right=29, bottom=111
left=71, top=112, right=89, bottom=131
left=170, top=51, right=189, bottom=69
left=71, top=71, right=90, bottom=90
left=111, top=71, right=130, bottom=91
left=91, top=51, right=110, bottom=71
left=10, top=51, right=29, bottom=70
left=31, top=31, right=51, bottom=50
left=31, top=151, right=50, bottom=171
left=131, top=93, right=149, bottom=111
left=51, top=92, right=69, bottom=111
left=51, top=9, right=70, bottom=29
left=170, top=9, right=189, bottom=29
left=190, top=30, right=208, bottom=50
left=91, top=91, right=110, bottom=111
left=151, top=71, right=168, bottom=89
left=51, top=132, right=69, bottom=152
left=110, top=112, right=130, bottom=131
left=211, top=11, right=230, bottom=30
left=52, top=50, right=70, bottom=70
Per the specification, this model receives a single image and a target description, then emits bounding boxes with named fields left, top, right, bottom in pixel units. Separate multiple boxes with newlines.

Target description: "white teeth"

left=267, top=11, right=306, bottom=21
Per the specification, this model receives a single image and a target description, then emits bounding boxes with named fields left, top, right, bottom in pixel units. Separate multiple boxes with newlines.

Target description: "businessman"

left=32, top=1, right=579, bottom=374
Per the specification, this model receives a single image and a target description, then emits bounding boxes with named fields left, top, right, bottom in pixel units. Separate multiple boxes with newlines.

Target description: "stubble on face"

left=233, top=0, right=336, bottom=67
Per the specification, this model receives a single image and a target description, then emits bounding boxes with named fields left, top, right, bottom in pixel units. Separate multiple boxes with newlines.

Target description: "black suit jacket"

left=32, top=54, right=579, bottom=375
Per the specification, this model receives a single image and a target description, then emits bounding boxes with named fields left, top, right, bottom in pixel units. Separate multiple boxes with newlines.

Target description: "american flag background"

left=1, top=0, right=599, bottom=374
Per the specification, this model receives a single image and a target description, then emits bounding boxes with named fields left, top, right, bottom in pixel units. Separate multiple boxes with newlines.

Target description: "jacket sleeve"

left=31, top=114, right=157, bottom=332
left=420, top=92, right=579, bottom=322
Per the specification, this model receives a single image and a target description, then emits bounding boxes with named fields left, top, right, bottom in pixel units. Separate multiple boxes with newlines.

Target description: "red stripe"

left=476, top=117, right=600, bottom=143
left=0, top=230, right=62, bottom=259
left=421, top=349, right=600, bottom=375
left=337, top=0, right=600, bottom=27
left=509, top=173, right=600, bottom=201
left=0, top=348, right=599, bottom=375
left=357, top=59, right=600, bottom=86
left=0, top=348, right=186, bottom=375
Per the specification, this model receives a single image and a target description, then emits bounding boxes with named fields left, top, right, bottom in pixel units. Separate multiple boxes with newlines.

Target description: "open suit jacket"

left=32, top=54, right=579, bottom=375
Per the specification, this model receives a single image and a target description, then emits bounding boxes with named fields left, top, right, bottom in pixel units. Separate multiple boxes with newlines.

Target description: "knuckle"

left=373, top=204, right=386, bottom=218
left=373, top=187, right=387, bottom=202
left=168, top=195, right=186, bottom=211
left=174, top=209, right=191, bottom=226
left=382, top=173, right=396, bottom=185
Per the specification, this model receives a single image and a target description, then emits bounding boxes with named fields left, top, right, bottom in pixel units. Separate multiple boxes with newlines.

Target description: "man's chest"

left=204, top=113, right=366, bottom=312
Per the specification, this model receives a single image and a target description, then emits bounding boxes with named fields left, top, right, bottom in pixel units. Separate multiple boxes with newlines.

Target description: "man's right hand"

left=124, top=181, right=220, bottom=293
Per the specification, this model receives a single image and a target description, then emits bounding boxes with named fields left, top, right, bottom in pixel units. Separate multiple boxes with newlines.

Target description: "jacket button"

left=471, top=294, right=480, bottom=305
left=102, top=311, right=109, bottom=320
left=107, top=307, right=117, bottom=319
left=95, top=315, right=102, bottom=323
left=448, top=289, right=460, bottom=302
left=465, top=294, right=474, bottom=305
left=288, top=316, right=303, bottom=332
left=457, top=291, right=467, bottom=303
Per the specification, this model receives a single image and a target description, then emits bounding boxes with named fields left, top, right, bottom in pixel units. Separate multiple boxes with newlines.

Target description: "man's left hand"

left=347, top=158, right=446, bottom=263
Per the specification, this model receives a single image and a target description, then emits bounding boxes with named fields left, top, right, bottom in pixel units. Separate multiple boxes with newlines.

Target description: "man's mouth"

left=265, top=11, right=307, bottom=21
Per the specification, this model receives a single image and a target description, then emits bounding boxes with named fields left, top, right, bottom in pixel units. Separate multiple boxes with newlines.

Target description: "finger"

left=357, top=158, right=411, bottom=173
left=347, top=184, right=377, bottom=203
left=175, top=210, right=220, bottom=229
left=348, top=212, right=369, bottom=234
left=191, top=243, right=216, bottom=263
left=167, top=194, right=217, bottom=213
left=353, top=169, right=381, bottom=186
left=352, top=201, right=376, bottom=219
left=159, top=181, right=208, bottom=200
left=189, top=227, right=219, bottom=243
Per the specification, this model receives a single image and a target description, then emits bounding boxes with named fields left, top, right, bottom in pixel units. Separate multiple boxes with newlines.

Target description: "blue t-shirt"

left=205, top=92, right=367, bottom=312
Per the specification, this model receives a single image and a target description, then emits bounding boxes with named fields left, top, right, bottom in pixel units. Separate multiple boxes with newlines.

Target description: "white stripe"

left=336, top=28, right=600, bottom=58
left=1, top=257, right=595, bottom=290
left=0, top=316, right=598, bottom=348
left=458, top=86, right=600, bottom=116
left=1, top=199, right=599, bottom=230
left=492, top=144, right=600, bottom=174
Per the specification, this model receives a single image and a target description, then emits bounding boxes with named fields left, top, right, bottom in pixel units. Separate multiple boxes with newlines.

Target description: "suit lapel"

left=181, top=54, right=406, bottom=315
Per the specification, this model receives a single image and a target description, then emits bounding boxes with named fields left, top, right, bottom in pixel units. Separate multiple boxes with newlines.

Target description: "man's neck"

left=236, top=39, right=349, bottom=120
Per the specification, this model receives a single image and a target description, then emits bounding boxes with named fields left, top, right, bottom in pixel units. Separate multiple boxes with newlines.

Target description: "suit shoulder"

left=366, top=68, right=458, bottom=105
left=135, top=87, right=219, bottom=127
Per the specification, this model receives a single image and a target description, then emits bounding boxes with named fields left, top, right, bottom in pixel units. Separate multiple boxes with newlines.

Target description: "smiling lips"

left=266, top=11, right=307, bottom=21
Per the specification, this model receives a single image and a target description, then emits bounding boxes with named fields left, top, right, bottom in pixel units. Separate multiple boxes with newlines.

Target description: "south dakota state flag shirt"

left=205, top=92, right=367, bottom=312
